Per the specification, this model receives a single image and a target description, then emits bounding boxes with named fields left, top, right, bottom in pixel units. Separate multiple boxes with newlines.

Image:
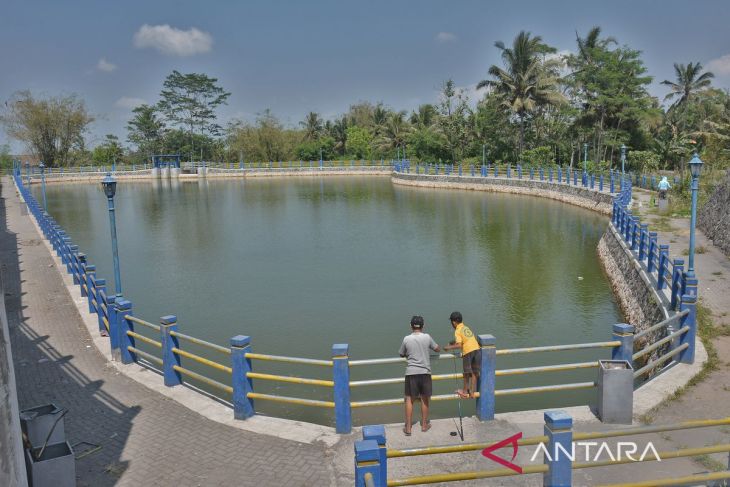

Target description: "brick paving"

left=1, top=179, right=334, bottom=487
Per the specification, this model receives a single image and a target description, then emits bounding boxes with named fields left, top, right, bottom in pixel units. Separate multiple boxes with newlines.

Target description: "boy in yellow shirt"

left=444, top=311, right=481, bottom=398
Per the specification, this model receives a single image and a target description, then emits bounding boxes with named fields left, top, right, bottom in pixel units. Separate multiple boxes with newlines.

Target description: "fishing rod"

left=450, top=350, right=464, bottom=441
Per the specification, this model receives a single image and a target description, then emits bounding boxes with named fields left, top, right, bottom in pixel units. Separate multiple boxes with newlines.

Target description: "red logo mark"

left=481, top=432, right=523, bottom=473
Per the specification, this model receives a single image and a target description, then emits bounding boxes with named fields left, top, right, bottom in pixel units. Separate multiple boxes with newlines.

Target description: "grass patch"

left=693, top=453, right=727, bottom=472
left=639, top=301, right=718, bottom=424
left=682, top=245, right=708, bottom=255
left=651, top=216, right=677, bottom=233
left=713, top=271, right=723, bottom=276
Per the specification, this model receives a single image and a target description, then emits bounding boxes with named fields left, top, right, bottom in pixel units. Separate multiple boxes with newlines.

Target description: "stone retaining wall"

left=391, top=172, right=614, bottom=215
left=597, top=224, right=667, bottom=333
left=698, top=170, right=730, bottom=257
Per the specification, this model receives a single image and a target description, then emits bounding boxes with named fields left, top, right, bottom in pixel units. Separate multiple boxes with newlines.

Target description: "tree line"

left=2, top=27, right=729, bottom=174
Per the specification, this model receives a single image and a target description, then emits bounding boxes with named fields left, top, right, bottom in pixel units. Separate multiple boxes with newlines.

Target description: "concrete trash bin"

left=25, top=441, right=76, bottom=487
left=598, top=360, right=634, bottom=424
left=20, top=404, right=66, bottom=449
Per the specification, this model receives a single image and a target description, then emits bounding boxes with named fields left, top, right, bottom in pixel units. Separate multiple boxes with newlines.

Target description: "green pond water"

left=36, top=176, right=622, bottom=427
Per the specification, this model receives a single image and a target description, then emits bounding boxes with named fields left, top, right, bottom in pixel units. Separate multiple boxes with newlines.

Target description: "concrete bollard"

left=611, top=324, right=634, bottom=363
left=332, top=343, right=352, bottom=434
left=231, top=335, right=255, bottom=419
left=543, top=411, right=573, bottom=487
left=476, top=334, right=496, bottom=421
left=354, top=440, right=382, bottom=487
left=362, top=425, right=387, bottom=487
left=160, top=315, right=182, bottom=387
left=115, top=299, right=135, bottom=364
left=679, top=292, right=697, bottom=364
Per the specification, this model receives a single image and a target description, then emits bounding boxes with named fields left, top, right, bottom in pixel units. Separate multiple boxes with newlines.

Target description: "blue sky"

left=2, top=0, right=730, bottom=151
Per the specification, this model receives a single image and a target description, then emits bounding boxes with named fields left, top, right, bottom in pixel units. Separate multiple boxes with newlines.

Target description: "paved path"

left=631, top=188, right=730, bottom=471
left=1, top=179, right=334, bottom=487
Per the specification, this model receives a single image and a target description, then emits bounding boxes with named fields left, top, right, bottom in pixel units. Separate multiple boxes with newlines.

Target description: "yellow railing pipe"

left=596, top=471, right=730, bottom=487
left=172, top=347, right=232, bottom=374
left=246, top=372, right=334, bottom=387
left=386, top=464, right=548, bottom=486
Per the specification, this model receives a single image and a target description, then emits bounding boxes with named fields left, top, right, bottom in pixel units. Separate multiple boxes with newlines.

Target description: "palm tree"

left=410, top=104, right=438, bottom=129
left=328, top=117, right=348, bottom=155
left=377, top=112, right=411, bottom=156
left=661, top=62, right=714, bottom=107
left=575, top=26, right=616, bottom=68
left=300, top=112, right=323, bottom=140
left=477, top=31, right=565, bottom=155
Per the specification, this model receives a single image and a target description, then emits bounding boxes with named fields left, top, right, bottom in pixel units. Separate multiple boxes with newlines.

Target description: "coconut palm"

left=477, top=31, right=565, bottom=155
left=661, top=62, right=714, bottom=107
left=377, top=112, right=411, bottom=156
left=410, top=104, right=438, bottom=129
left=300, top=112, right=323, bottom=140
left=575, top=26, right=616, bottom=67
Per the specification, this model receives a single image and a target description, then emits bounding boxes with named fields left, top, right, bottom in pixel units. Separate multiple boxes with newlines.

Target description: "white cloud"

left=133, top=24, right=213, bottom=56
left=115, top=97, right=147, bottom=109
left=708, top=54, right=730, bottom=76
left=96, top=57, right=117, bottom=72
left=435, top=32, right=456, bottom=43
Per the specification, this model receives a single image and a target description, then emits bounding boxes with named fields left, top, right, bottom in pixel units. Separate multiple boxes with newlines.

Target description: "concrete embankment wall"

left=699, top=170, right=730, bottom=257
left=597, top=224, right=667, bottom=333
left=27, top=167, right=391, bottom=185
left=0, top=271, right=28, bottom=487
left=391, top=172, right=614, bottom=215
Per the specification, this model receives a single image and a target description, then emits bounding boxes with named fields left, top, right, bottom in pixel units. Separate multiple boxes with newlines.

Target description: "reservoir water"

left=37, top=176, right=622, bottom=426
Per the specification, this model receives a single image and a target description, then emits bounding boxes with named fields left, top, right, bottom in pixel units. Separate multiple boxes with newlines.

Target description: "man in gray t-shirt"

left=398, top=316, right=440, bottom=435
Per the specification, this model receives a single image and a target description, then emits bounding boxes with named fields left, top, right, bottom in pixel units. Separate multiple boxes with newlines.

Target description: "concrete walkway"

left=630, top=188, right=730, bottom=472
left=1, top=179, right=334, bottom=487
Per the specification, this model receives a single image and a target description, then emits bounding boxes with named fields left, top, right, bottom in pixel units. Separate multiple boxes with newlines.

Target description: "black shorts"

left=404, top=374, right=432, bottom=399
left=462, top=349, right=482, bottom=375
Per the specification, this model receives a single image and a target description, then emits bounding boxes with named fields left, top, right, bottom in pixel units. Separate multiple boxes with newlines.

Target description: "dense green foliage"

left=4, top=27, right=729, bottom=172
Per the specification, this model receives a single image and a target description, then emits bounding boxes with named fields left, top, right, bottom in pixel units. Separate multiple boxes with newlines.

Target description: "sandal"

left=403, top=427, right=411, bottom=436
left=421, top=423, right=432, bottom=432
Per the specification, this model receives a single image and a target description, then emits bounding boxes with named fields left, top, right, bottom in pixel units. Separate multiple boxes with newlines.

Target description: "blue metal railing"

left=12, top=163, right=698, bottom=436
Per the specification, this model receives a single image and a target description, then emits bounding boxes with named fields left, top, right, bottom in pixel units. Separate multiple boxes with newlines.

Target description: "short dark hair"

left=410, top=315, right=424, bottom=328
left=449, top=311, right=462, bottom=323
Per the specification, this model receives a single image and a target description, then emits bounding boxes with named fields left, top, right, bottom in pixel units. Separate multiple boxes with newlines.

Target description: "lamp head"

left=689, top=153, right=704, bottom=178
left=102, top=173, right=117, bottom=199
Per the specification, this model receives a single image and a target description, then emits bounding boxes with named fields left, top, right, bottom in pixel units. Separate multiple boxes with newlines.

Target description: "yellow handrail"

left=172, top=347, right=232, bottom=374
left=246, top=392, right=335, bottom=408
left=573, top=443, right=730, bottom=470
left=386, top=464, right=548, bottom=486
left=597, top=471, right=730, bottom=487
left=173, top=365, right=233, bottom=394
left=246, top=372, right=333, bottom=388
left=126, top=330, right=162, bottom=348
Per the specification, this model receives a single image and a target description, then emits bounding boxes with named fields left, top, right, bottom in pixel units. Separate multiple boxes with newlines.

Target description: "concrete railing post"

left=94, top=279, right=108, bottom=336
left=647, top=233, right=658, bottom=273
left=493, top=165, right=498, bottom=177
left=115, top=298, right=135, bottom=364
left=671, top=259, right=684, bottom=310
left=638, top=224, right=648, bottom=261
left=362, top=425, right=387, bottom=487
left=231, top=335, right=255, bottom=419
left=476, top=334, right=496, bottom=421
left=332, top=343, right=352, bottom=433
left=630, top=217, right=639, bottom=250
left=354, top=440, right=383, bottom=487
left=657, top=245, right=669, bottom=290
left=67, top=244, right=78, bottom=275
left=544, top=411, right=573, bottom=487
left=82, top=264, right=94, bottom=300
left=160, top=315, right=182, bottom=387
left=551, top=167, right=555, bottom=182
left=76, top=253, right=87, bottom=288
left=611, top=324, right=635, bottom=363
left=679, top=292, right=697, bottom=364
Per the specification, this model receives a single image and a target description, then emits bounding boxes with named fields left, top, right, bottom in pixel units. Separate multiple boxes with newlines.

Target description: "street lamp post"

left=686, top=153, right=704, bottom=279
left=482, top=144, right=486, bottom=166
left=102, top=173, right=123, bottom=296
left=620, top=144, right=626, bottom=175
left=39, top=162, right=48, bottom=214
left=583, top=143, right=588, bottom=185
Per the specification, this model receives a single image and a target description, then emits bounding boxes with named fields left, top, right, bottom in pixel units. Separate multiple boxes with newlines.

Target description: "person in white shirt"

left=398, top=316, right=441, bottom=435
